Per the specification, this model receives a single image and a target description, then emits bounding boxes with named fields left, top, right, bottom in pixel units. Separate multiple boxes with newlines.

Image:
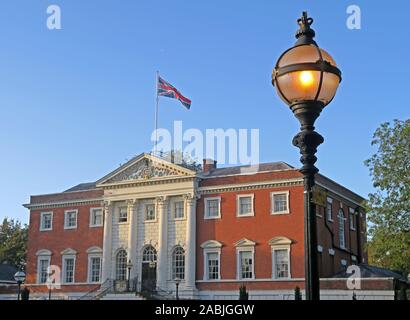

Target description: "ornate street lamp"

left=174, top=277, right=181, bottom=300
left=14, top=271, right=26, bottom=301
left=272, top=12, right=342, bottom=300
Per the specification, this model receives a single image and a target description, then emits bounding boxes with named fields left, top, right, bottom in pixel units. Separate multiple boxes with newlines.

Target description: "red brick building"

left=24, top=153, right=367, bottom=299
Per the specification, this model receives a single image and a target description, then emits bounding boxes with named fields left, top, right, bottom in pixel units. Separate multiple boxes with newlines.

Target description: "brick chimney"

left=203, top=158, right=217, bottom=173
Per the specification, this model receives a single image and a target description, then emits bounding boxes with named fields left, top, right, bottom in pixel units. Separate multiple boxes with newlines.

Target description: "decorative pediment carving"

left=99, top=154, right=195, bottom=185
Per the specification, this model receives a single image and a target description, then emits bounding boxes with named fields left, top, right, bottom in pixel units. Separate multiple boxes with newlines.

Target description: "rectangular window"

left=326, top=197, right=333, bottom=221
left=349, top=208, right=355, bottom=230
left=206, top=252, right=219, bottom=280
left=239, top=251, right=253, bottom=279
left=118, top=207, right=128, bottom=223
left=89, top=257, right=102, bottom=283
left=90, top=208, right=103, bottom=227
left=274, top=249, right=289, bottom=279
left=38, top=259, right=50, bottom=284
left=64, top=210, right=77, bottom=229
left=63, top=257, right=75, bottom=283
left=145, top=204, right=156, bottom=221
left=271, top=192, right=289, bottom=214
left=237, top=195, right=253, bottom=216
left=40, top=212, right=53, bottom=231
left=205, top=198, right=221, bottom=219
left=338, top=210, right=346, bottom=249
left=174, top=201, right=185, bottom=219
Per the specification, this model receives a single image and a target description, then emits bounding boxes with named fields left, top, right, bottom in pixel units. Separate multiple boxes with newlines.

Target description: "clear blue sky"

left=0, top=1, right=408, bottom=224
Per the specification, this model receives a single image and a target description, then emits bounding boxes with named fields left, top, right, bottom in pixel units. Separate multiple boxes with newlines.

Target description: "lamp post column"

left=291, top=101, right=324, bottom=301
left=17, top=281, right=21, bottom=301
left=14, top=271, right=26, bottom=301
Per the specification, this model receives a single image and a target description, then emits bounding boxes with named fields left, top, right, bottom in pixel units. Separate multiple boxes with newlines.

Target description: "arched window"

left=142, top=245, right=157, bottom=263
left=115, top=249, right=127, bottom=280
left=172, top=246, right=185, bottom=280
left=338, top=209, right=346, bottom=248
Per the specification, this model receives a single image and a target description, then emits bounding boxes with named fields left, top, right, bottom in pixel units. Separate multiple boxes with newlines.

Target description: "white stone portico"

left=97, top=153, right=199, bottom=297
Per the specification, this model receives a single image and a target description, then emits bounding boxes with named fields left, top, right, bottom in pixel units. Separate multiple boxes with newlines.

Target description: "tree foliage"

left=365, top=119, right=410, bottom=275
left=0, top=217, right=28, bottom=269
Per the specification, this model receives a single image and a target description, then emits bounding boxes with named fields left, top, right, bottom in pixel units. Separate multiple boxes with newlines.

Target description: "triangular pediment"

left=97, top=153, right=197, bottom=185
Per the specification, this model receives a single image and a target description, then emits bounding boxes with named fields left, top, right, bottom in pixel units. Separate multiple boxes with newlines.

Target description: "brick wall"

left=26, top=190, right=103, bottom=293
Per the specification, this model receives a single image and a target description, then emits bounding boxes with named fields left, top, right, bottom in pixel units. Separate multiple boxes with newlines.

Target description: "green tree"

left=0, top=217, right=28, bottom=269
left=364, top=119, right=410, bottom=276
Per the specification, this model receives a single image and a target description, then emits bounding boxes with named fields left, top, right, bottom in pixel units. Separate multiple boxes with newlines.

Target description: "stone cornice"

left=97, top=176, right=198, bottom=190
left=199, top=178, right=304, bottom=195
left=23, top=198, right=103, bottom=210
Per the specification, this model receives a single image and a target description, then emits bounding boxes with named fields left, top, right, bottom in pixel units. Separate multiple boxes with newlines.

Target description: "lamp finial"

left=295, top=11, right=316, bottom=45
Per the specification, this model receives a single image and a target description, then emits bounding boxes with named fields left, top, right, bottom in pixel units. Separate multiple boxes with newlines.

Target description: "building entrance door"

left=141, top=261, right=157, bottom=291
left=141, top=245, right=157, bottom=292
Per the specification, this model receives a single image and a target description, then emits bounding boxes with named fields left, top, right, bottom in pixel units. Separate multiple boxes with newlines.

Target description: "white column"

left=185, top=193, right=198, bottom=290
left=101, top=201, right=113, bottom=282
left=127, top=199, right=138, bottom=279
left=156, top=196, right=168, bottom=290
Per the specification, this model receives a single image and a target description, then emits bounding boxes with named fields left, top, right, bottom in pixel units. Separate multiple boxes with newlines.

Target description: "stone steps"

left=100, top=293, right=146, bottom=300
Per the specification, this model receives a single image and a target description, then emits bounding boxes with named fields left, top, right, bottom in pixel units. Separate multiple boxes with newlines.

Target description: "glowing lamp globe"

left=272, top=12, right=342, bottom=108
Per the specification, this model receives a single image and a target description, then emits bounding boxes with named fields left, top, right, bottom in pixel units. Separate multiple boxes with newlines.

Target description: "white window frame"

left=62, top=255, right=76, bottom=284
left=118, top=206, right=128, bottom=224
left=204, top=197, right=221, bottom=220
left=172, top=200, right=186, bottom=221
left=64, top=210, right=78, bottom=229
left=171, top=246, right=186, bottom=280
left=88, top=255, right=102, bottom=283
left=236, top=248, right=255, bottom=280
left=40, top=212, right=53, bottom=231
left=338, top=209, right=346, bottom=249
left=272, top=246, right=291, bottom=279
left=115, top=249, right=128, bottom=281
left=203, top=249, right=221, bottom=280
left=349, top=208, right=356, bottom=231
left=37, top=256, right=51, bottom=284
left=236, top=194, right=254, bottom=217
left=89, top=207, right=103, bottom=227
left=326, top=197, right=334, bottom=222
left=144, top=203, right=157, bottom=223
left=270, top=191, right=290, bottom=215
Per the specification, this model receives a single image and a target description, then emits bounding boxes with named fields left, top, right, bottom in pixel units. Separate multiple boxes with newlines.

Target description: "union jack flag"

left=157, top=76, right=191, bottom=110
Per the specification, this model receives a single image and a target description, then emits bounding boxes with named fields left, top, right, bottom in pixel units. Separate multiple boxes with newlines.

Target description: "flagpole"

left=154, top=71, right=159, bottom=156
